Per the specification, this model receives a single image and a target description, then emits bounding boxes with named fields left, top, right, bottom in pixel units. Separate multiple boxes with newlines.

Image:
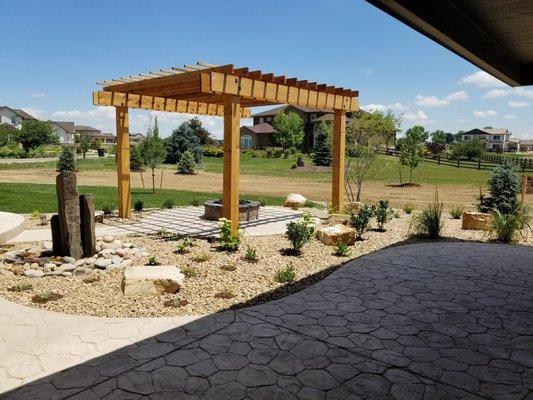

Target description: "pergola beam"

left=92, top=91, right=251, bottom=118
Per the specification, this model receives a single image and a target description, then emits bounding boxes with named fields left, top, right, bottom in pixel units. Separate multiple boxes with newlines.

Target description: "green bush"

left=265, top=147, right=275, bottom=158
left=203, top=146, right=223, bottom=157
left=282, top=148, right=291, bottom=159
left=177, top=150, right=197, bottom=174
left=350, top=205, right=374, bottom=240
left=191, top=252, right=211, bottom=262
left=491, top=208, right=531, bottom=243
left=190, top=199, right=200, bottom=207
left=134, top=199, right=144, bottom=212
left=333, top=242, right=351, bottom=257
left=285, top=213, right=315, bottom=254
left=450, top=206, right=464, bottom=219
left=274, top=263, right=296, bottom=283
left=176, top=237, right=193, bottom=254
left=101, top=204, right=114, bottom=215
left=374, top=200, right=394, bottom=231
left=0, top=144, right=25, bottom=158
left=289, top=146, right=297, bottom=154
left=410, top=195, right=444, bottom=239
left=243, top=246, right=258, bottom=262
left=478, top=162, right=520, bottom=215
left=147, top=255, right=160, bottom=266
left=273, top=148, right=284, bottom=158
left=56, top=147, right=76, bottom=171
left=218, top=218, right=241, bottom=251
left=403, top=203, right=414, bottom=214
left=162, top=199, right=174, bottom=209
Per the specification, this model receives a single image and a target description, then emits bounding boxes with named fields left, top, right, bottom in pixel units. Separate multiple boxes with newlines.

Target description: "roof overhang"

left=366, top=0, right=533, bottom=86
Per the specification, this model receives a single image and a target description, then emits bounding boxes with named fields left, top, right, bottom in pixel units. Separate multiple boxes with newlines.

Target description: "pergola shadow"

left=2, top=241, right=532, bottom=399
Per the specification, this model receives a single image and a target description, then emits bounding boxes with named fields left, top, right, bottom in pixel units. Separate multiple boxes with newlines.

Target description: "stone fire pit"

left=203, top=199, right=260, bottom=222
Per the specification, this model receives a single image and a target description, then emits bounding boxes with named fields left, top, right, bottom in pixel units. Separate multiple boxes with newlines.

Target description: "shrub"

left=134, top=199, right=144, bottom=212
left=181, top=266, right=198, bottom=278
left=147, top=255, right=160, bottom=266
left=289, top=146, right=297, bottom=154
left=410, top=193, right=444, bottom=239
left=304, top=200, right=325, bottom=209
left=162, top=199, right=175, bottom=209
left=31, top=209, right=41, bottom=220
left=101, top=204, right=114, bottom=215
left=491, top=208, right=531, bottom=243
left=478, top=162, right=520, bottom=215
left=333, top=242, right=351, bottom=257
left=218, top=218, right=241, bottom=251
left=285, top=213, right=315, bottom=254
left=156, top=227, right=168, bottom=236
left=350, top=205, right=374, bottom=240
left=176, top=237, right=193, bottom=254
left=450, top=206, right=464, bottom=219
left=214, top=289, right=235, bottom=299
left=8, top=282, right=33, bottom=292
left=191, top=199, right=200, bottom=206
left=243, top=246, right=258, bottom=262
left=177, top=150, right=197, bottom=174
left=191, top=252, right=211, bottom=262
left=374, top=200, right=394, bottom=231
left=203, top=146, right=223, bottom=157
left=265, top=147, right=275, bottom=158
left=57, top=146, right=76, bottom=171
left=403, top=203, right=414, bottom=214
left=393, top=211, right=400, bottom=219
left=274, top=263, right=296, bottom=283
left=282, top=148, right=291, bottom=159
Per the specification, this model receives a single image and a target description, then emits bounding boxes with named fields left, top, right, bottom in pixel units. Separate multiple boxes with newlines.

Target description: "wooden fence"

left=376, top=148, right=533, bottom=173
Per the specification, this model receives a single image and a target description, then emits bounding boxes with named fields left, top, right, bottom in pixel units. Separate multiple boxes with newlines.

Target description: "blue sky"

left=1, top=0, right=532, bottom=139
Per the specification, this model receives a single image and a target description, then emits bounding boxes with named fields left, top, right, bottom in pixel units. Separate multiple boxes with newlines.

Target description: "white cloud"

left=473, top=110, right=498, bottom=118
left=504, top=114, right=517, bottom=119
left=390, top=102, right=409, bottom=111
left=458, top=71, right=507, bottom=88
left=21, top=107, right=45, bottom=119
left=365, top=68, right=373, bottom=76
left=514, top=87, right=533, bottom=99
left=508, top=100, right=528, bottom=108
left=457, top=118, right=466, bottom=123
left=29, top=93, right=45, bottom=98
left=413, top=90, right=468, bottom=107
left=402, top=110, right=434, bottom=125
left=361, top=104, right=388, bottom=113
left=483, top=89, right=511, bottom=99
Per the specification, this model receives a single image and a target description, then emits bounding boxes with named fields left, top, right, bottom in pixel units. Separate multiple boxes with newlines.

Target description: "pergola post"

left=115, top=106, right=131, bottom=219
left=222, top=95, right=241, bottom=233
left=332, top=109, right=346, bottom=212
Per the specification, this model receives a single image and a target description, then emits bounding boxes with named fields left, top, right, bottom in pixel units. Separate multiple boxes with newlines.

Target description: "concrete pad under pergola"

left=93, top=62, right=360, bottom=232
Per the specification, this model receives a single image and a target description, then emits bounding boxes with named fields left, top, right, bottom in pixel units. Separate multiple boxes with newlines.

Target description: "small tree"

left=140, top=118, right=167, bottom=193
left=57, top=146, right=76, bottom=171
left=451, top=139, right=485, bottom=160
left=399, top=127, right=423, bottom=183
left=130, top=144, right=144, bottom=171
left=312, top=122, right=332, bottom=166
left=0, top=123, right=18, bottom=147
left=350, top=205, right=374, bottom=240
left=374, top=200, right=394, bottom=231
left=428, top=130, right=448, bottom=155
left=177, top=150, right=196, bottom=174
left=15, top=120, right=59, bottom=153
left=91, top=138, right=102, bottom=150
left=165, top=121, right=203, bottom=164
left=345, top=145, right=376, bottom=202
left=77, top=135, right=91, bottom=159
left=479, top=162, right=520, bottom=214
left=272, top=111, right=304, bottom=149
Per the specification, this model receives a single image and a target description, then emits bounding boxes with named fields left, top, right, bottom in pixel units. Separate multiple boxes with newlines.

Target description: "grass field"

left=0, top=154, right=496, bottom=186
left=0, top=183, right=285, bottom=214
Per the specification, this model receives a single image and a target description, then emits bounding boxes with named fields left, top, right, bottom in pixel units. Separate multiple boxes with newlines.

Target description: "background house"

left=0, top=106, right=35, bottom=129
left=129, top=133, right=145, bottom=144
left=75, top=125, right=115, bottom=144
left=461, top=128, right=512, bottom=152
left=48, top=121, right=75, bottom=145
left=241, top=105, right=362, bottom=151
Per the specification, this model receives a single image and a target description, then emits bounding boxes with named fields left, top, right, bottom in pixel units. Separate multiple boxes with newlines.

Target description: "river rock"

left=24, top=269, right=44, bottom=278
left=63, top=256, right=76, bottom=264
left=73, top=268, right=92, bottom=276
left=57, top=263, right=76, bottom=272
left=284, top=193, right=307, bottom=209
left=102, top=235, right=114, bottom=243
left=94, top=258, right=112, bottom=269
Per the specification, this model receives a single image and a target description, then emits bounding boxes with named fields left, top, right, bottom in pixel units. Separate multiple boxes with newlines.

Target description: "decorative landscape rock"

left=79, top=194, right=96, bottom=258
left=284, top=193, right=307, bottom=208
left=316, top=224, right=356, bottom=246
left=55, top=171, right=83, bottom=259
left=121, top=265, right=185, bottom=297
left=462, top=211, right=493, bottom=231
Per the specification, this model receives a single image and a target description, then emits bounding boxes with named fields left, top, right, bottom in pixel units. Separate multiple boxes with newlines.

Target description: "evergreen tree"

left=312, top=123, right=332, bottom=166
left=177, top=150, right=197, bottom=174
left=188, top=117, right=213, bottom=145
left=130, top=144, right=144, bottom=171
left=57, top=146, right=76, bottom=171
left=165, top=121, right=203, bottom=164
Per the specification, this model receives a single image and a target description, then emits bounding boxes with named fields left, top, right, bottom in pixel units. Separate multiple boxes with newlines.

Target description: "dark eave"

left=365, top=0, right=533, bottom=86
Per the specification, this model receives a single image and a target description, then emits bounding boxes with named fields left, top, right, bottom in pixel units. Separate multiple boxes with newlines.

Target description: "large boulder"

left=316, top=224, right=356, bottom=246
left=284, top=193, right=307, bottom=208
left=462, top=211, right=493, bottom=231
left=122, top=265, right=185, bottom=297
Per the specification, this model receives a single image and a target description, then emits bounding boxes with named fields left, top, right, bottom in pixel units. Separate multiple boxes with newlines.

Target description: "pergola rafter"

left=93, top=62, right=359, bottom=232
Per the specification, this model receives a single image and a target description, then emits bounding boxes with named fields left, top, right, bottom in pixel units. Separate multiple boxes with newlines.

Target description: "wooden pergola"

left=93, top=62, right=360, bottom=232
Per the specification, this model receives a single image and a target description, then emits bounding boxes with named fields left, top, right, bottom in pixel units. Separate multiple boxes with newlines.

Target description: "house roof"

left=241, top=123, right=279, bottom=134
left=129, top=133, right=144, bottom=139
left=75, top=125, right=100, bottom=132
left=468, top=128, right=510, bottom=135
left=0, top=106, right=36, bottom=120
left=81, top=131, right=114, bottom=140
left=49, top=121, right=75, bottom=134
left=252, top=105, right=334, bottom=117
left=520, top=139, right=533, bottom=145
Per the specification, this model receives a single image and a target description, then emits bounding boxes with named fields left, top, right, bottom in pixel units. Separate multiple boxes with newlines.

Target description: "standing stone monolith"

left=79, top=194, right=96, bottom=258
left=50, top=214, right=63, bottom=255
left=56, top=171, right=83, bottom=259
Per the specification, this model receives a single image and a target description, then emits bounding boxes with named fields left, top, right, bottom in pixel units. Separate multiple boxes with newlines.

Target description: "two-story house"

left=48, top=121, right=76, bottom=145
left=0, top=106, right=35, bottom=128
left=240, top=105, right=361, bottom=151
left=461, top=128, right=512, bottom=152
left=75, top=125, right=115, bottom=145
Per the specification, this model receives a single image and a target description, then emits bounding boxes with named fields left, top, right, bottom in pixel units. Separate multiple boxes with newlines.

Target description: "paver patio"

left=1, top=242, right=532, bottom=399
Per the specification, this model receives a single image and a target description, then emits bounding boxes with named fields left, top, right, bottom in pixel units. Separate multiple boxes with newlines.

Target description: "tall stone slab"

left=56, top=171, right=83, bottom=259
left=79, top=194, right=96, bottom=258
left=50, top=214, right=63, bottom=255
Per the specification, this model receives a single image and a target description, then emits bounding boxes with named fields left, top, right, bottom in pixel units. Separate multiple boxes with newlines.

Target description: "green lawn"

left=0, top=153, right=495, bottom=186
left=0, top=183, right=285, bottom=214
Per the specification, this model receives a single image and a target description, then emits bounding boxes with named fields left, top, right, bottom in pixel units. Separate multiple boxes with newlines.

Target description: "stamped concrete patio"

left=1, top=242, right=532, bottom=399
